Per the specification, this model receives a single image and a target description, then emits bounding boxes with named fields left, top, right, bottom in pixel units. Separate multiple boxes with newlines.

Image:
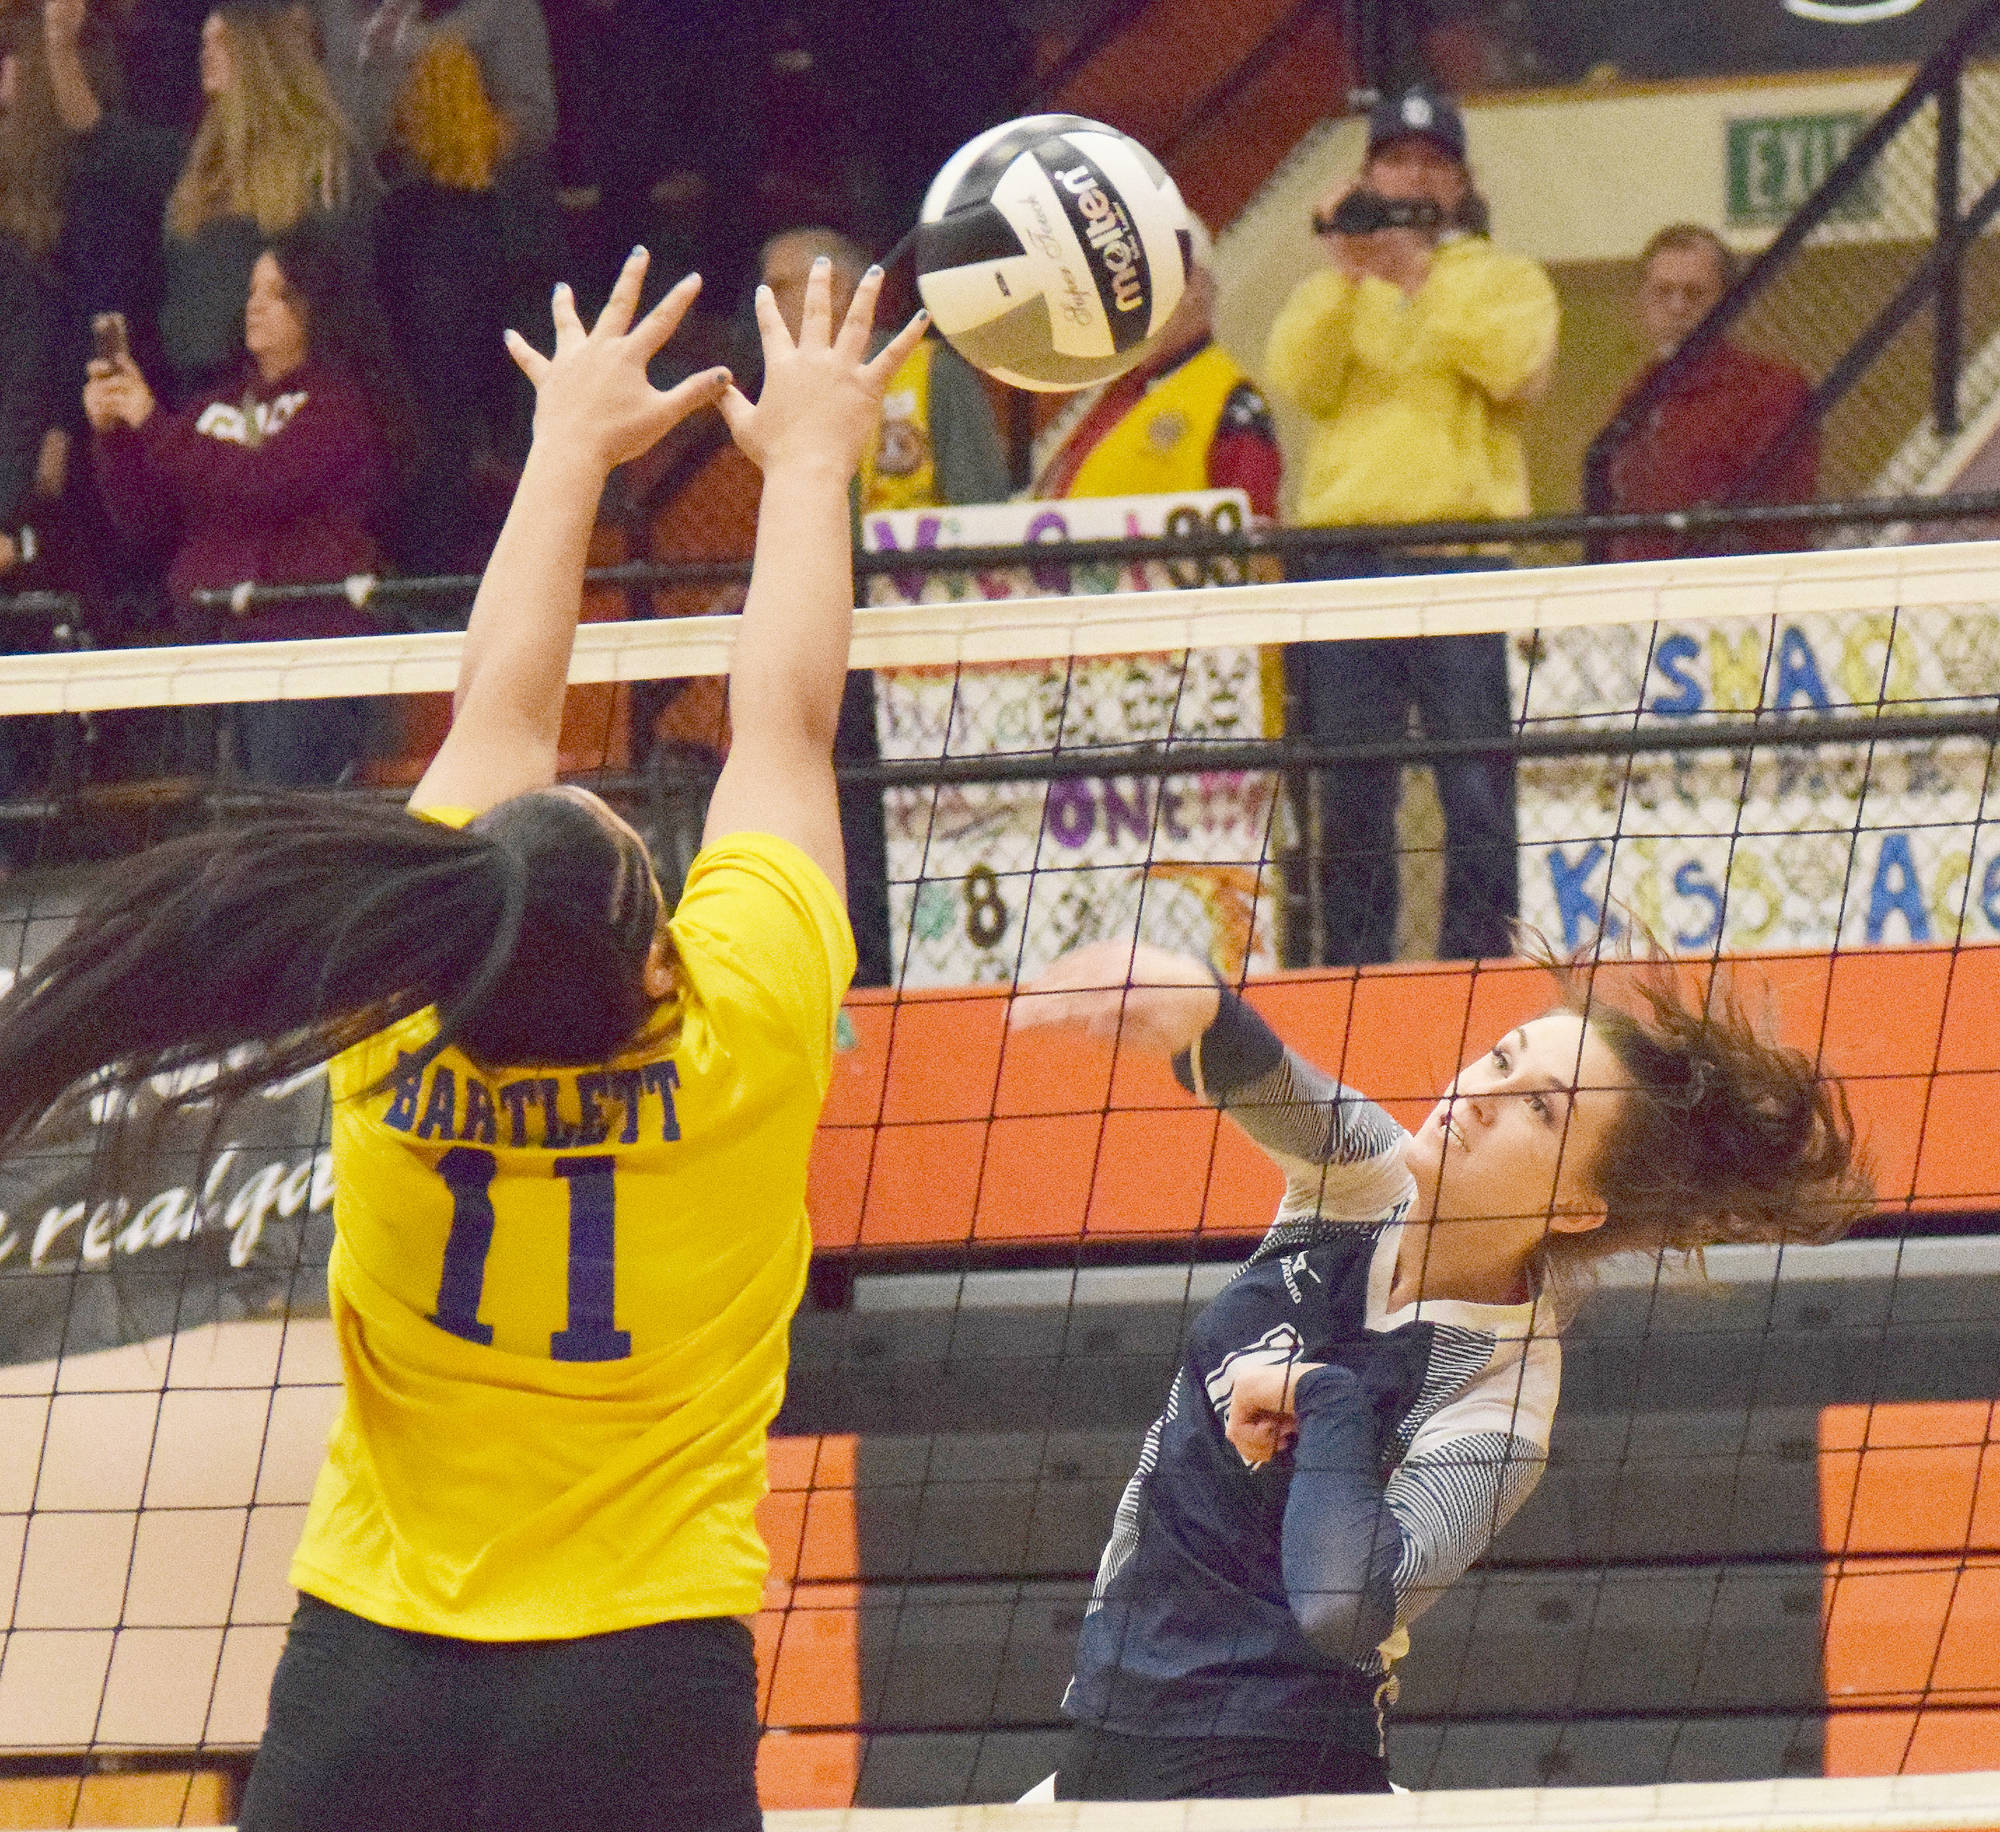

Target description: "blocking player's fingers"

left=716, top=383, right=759, bottom=455
left=550, top=282, right=587, bottom=349
left=751, top=284, right=791, bottom=362
left=1018, top=940, right=1135, bottom=998
left=644, top=366, right=733, bottom=440
left=1088, top=1004, right=1133, bottom=1048
left=836, top=264, right=884, bottom=359
left=594, top=246, right=650, bottom=340
left=800, top=255, right=835, bottom=348
left=866, top=308, right=930, bottom=387
left=1005, top=988, right=1071, bottom=1030
left=503, top=328, right=550, bottom=387
left=632, top=271, right=702, bottom=362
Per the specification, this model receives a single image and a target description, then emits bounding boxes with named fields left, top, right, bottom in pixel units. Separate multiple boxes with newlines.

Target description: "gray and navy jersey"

left=1063, top=989, right=1561, bottom=1745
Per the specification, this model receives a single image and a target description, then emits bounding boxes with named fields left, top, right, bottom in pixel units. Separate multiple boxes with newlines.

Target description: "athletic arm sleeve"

left=1383, top=1431, right=1545, bottom=1626
left=1172, top=988, right=1408, bottom=1209
left=1262, top=269, right=1360, bottom=418
left=1281, top=1364, right=1405, bottom=1662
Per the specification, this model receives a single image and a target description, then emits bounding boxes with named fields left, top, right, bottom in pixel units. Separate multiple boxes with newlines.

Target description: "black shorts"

left=1055, top=1719, right=1393, bottom=1801
left=239, top=1594, right=762, bottom=1832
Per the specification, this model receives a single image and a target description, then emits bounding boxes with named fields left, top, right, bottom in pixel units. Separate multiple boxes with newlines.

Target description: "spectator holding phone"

left=160, top=1, right=363, bottom=395
left=34, top=0, right=364, bottom=401
left=84, top=218, right=413, bottom=784
left=1263, top=84, right=1558, bottom=970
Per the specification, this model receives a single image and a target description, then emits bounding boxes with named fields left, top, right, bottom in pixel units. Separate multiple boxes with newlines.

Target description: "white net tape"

left=760, top=1772, right=2000, bottom=1831
left=2, top=541, right=1996, bottom=713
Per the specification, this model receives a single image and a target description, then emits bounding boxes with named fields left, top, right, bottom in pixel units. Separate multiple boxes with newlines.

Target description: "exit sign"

left=1726, top=111, right=1874, bottom=224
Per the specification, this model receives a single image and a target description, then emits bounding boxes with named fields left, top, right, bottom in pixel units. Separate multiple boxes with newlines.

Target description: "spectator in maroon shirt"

left=85, top=216, right=413, bottom=784
left=1602, top=223, right=1815, bottom=562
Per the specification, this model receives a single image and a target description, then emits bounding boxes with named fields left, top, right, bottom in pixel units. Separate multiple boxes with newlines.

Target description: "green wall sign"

left=1726, top=111, right=1874, bottom=225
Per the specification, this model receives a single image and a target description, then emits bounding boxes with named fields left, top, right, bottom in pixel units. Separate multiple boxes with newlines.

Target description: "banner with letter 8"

left=861, top=491, right=1284, bottom=988
left=1513, top=605, right=2000, bottom=954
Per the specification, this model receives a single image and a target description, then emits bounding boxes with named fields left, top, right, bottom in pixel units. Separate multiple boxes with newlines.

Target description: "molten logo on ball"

left=1053, top=160, right=1148, bottom=318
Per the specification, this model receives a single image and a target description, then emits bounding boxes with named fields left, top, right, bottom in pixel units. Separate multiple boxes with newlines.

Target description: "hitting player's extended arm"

left=1174, top=987, right=1410, bottom=1213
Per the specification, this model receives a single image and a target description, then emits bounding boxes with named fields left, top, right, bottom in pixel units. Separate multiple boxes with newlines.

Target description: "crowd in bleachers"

left=1, top=2, right=1826, bottom=972
left=0, top=0, right=1021, bottom=787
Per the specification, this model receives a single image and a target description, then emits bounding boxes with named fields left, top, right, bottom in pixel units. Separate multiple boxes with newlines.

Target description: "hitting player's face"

left=1404, top=1011, right=1625, bottom=1236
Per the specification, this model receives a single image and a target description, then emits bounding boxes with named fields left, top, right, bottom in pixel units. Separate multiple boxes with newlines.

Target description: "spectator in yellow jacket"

left=1264, top=84, right=1558, bottom=969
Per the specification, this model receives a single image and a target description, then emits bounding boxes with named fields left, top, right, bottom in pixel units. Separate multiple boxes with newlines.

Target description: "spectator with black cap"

left=1263, top=81, right=1558, bottom=970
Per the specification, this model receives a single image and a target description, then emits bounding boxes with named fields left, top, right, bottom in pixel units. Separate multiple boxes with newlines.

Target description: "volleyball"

left=913, top=114, right=1193, bottom=393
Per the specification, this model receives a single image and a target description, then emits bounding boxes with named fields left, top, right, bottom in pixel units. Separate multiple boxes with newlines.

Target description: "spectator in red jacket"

left=1602, top=224, right=1815, bottom=561
left=85, top=217, right=413, bottom=785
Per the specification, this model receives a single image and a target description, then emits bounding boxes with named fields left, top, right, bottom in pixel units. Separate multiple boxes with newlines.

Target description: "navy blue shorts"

left=1056, top=1719, right=1392, bottom=1801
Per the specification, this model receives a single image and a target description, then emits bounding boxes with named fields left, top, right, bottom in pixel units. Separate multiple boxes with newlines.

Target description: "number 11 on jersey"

left=431, top=1147, right=633, bottom=1361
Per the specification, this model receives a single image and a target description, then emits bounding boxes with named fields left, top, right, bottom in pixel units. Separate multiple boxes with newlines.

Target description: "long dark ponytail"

left=0, top=790, right=665, bottom=1157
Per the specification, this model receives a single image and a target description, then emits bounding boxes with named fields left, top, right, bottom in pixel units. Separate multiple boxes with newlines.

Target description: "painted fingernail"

left=631, top=245, right=647, bottom=261
left=865, top=263, right=883, bottom=279
left=813, top=255, right=830, bottom=270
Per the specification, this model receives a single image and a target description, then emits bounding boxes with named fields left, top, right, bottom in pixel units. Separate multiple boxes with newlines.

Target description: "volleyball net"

left=0, top=533, right=1997, bottom=1823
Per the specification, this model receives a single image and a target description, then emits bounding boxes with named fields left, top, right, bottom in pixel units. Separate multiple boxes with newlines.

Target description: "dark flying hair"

left=0, top=789, right=669, bottom=1158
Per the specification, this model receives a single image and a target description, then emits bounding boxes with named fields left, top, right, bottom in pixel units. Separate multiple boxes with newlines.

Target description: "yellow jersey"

left=290, top=827, right=856, bottom=1640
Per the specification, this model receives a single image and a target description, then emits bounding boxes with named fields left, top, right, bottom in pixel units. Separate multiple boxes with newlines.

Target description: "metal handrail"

left=1582, top=0, right=2000, bottom=529
left=156, top=486, right=2000, bottom=624
left=171, top=488, right=2000, bottom=617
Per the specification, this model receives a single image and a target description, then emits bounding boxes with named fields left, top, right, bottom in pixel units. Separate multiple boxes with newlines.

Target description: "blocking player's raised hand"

left=418, top=249, right=730, bottom=815
left=504, top=250, right=731, bottom=475
left=719, top=256, right=927, bottom=479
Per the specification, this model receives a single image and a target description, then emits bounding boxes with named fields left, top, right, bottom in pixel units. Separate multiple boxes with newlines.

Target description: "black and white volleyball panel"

left=914, top=114, right=1193, bottom=393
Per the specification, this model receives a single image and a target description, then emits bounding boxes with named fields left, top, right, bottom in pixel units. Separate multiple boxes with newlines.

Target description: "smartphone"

left=91, top=312, right=130, bottom=367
